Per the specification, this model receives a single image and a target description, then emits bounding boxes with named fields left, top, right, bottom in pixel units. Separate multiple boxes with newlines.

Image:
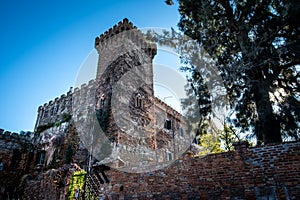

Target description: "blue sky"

left=0, top=0, right=180, bottom=132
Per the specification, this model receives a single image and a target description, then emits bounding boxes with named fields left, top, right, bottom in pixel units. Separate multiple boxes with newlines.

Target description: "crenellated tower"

left=93, top=18, right=158, bottom=151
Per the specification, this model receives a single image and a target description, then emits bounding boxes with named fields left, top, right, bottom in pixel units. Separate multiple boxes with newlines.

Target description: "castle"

left=0, top=18, right=190, bottom=198
left=1, top=18, right=300, bottom=200
left=34, top=18, right=189, bottom=172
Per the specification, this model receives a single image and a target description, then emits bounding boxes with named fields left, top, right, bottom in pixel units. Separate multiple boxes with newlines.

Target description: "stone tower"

left=92, top=18, right=159, bottom=170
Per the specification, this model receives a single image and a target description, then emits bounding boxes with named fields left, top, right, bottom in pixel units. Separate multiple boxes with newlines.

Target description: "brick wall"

left=19, top=140, right=300, bottom=199
left=101, top=141, right=300, bottom=199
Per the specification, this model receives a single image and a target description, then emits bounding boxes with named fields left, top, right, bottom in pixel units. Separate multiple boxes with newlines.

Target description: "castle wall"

left=0, top=129, right=34, bottom=199
left=34, top=80, right=96, bottom=131
left=0, top=129, right=33, bottom=171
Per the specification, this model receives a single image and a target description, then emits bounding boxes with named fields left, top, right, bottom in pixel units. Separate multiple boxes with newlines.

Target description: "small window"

left=167, top=152, right=172, bottom=161
left=100, top=95, right=105, bottom=108
left=135, top=94, right=143, bottom=108
left=164, top=119, right=172, bottom=130
left=179, top=127, right=184, bottom=137
left=39, top=150, right=46, bottom=165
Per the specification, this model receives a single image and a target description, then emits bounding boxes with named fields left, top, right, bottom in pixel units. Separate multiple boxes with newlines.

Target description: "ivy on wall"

left=67, top=170, right=86, bottom=200
left=36, top=113, right=72, bottom=133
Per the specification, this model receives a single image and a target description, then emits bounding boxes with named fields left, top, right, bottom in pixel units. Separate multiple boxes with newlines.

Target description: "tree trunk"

left=253, top=82, right=282, bottom=144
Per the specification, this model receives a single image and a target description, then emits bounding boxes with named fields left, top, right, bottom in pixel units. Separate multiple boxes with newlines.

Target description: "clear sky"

left=0, top=0, right=181, bottom=132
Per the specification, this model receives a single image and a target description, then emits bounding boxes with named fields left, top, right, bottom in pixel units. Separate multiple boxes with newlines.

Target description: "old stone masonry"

left=0, top=19, right=299, bottom=199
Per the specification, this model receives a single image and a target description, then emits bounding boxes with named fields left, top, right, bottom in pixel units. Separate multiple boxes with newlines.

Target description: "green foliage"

left=196, top=125, right=243, bottom=155
left=67, top=170, right=86, bottom=200
left=218, top=125, right=240, bottom=151
left=61, top=113, right=72, bottom=123
left=196, top=132, right=224, bottom=156
left=166, top=0, right=300, bottom=144
left=36, top=113, right=72, bottom=133
left=36, top=123, right=55, bottom=133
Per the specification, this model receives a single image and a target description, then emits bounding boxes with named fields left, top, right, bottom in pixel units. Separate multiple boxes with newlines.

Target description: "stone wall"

left=34, top=80, right=96, bottom=131
left=0, top=129, right=34, bottom=199
left=99, top=141, right=300, bottom=199
left=21, top=164, right=79, bottom=200
left=0, top=129, right=33, bottom=173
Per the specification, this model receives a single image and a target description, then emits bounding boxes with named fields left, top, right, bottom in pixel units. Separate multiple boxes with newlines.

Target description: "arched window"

left=135, top=94, right=143, bottom=108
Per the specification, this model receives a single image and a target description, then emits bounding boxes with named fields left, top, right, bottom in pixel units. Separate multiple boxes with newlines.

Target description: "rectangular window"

left=179, top=127, right=184, bottom=137
left=167, top=152, right=172, bottom=161
left=164, top=119, right=171, bottom=130
left=39, top=150, right=46, bottom=165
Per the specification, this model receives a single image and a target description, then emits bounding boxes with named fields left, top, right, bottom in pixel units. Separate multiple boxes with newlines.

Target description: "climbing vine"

left=67, top=170, right=86, bottom=200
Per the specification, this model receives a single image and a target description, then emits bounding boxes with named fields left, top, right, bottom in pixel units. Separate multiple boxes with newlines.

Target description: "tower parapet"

left=94, top=18, right=157, bottom=62
left=95, top=18, right=137, bottom=44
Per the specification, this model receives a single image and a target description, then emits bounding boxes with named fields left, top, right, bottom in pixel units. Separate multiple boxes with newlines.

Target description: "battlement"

left=96, top=18, right=136, bottom=43
left=34, top=80, right=96, bottom=130
left=95, top=18, right=157, bottom=59
left=0, top=128, right=32, bottom=143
